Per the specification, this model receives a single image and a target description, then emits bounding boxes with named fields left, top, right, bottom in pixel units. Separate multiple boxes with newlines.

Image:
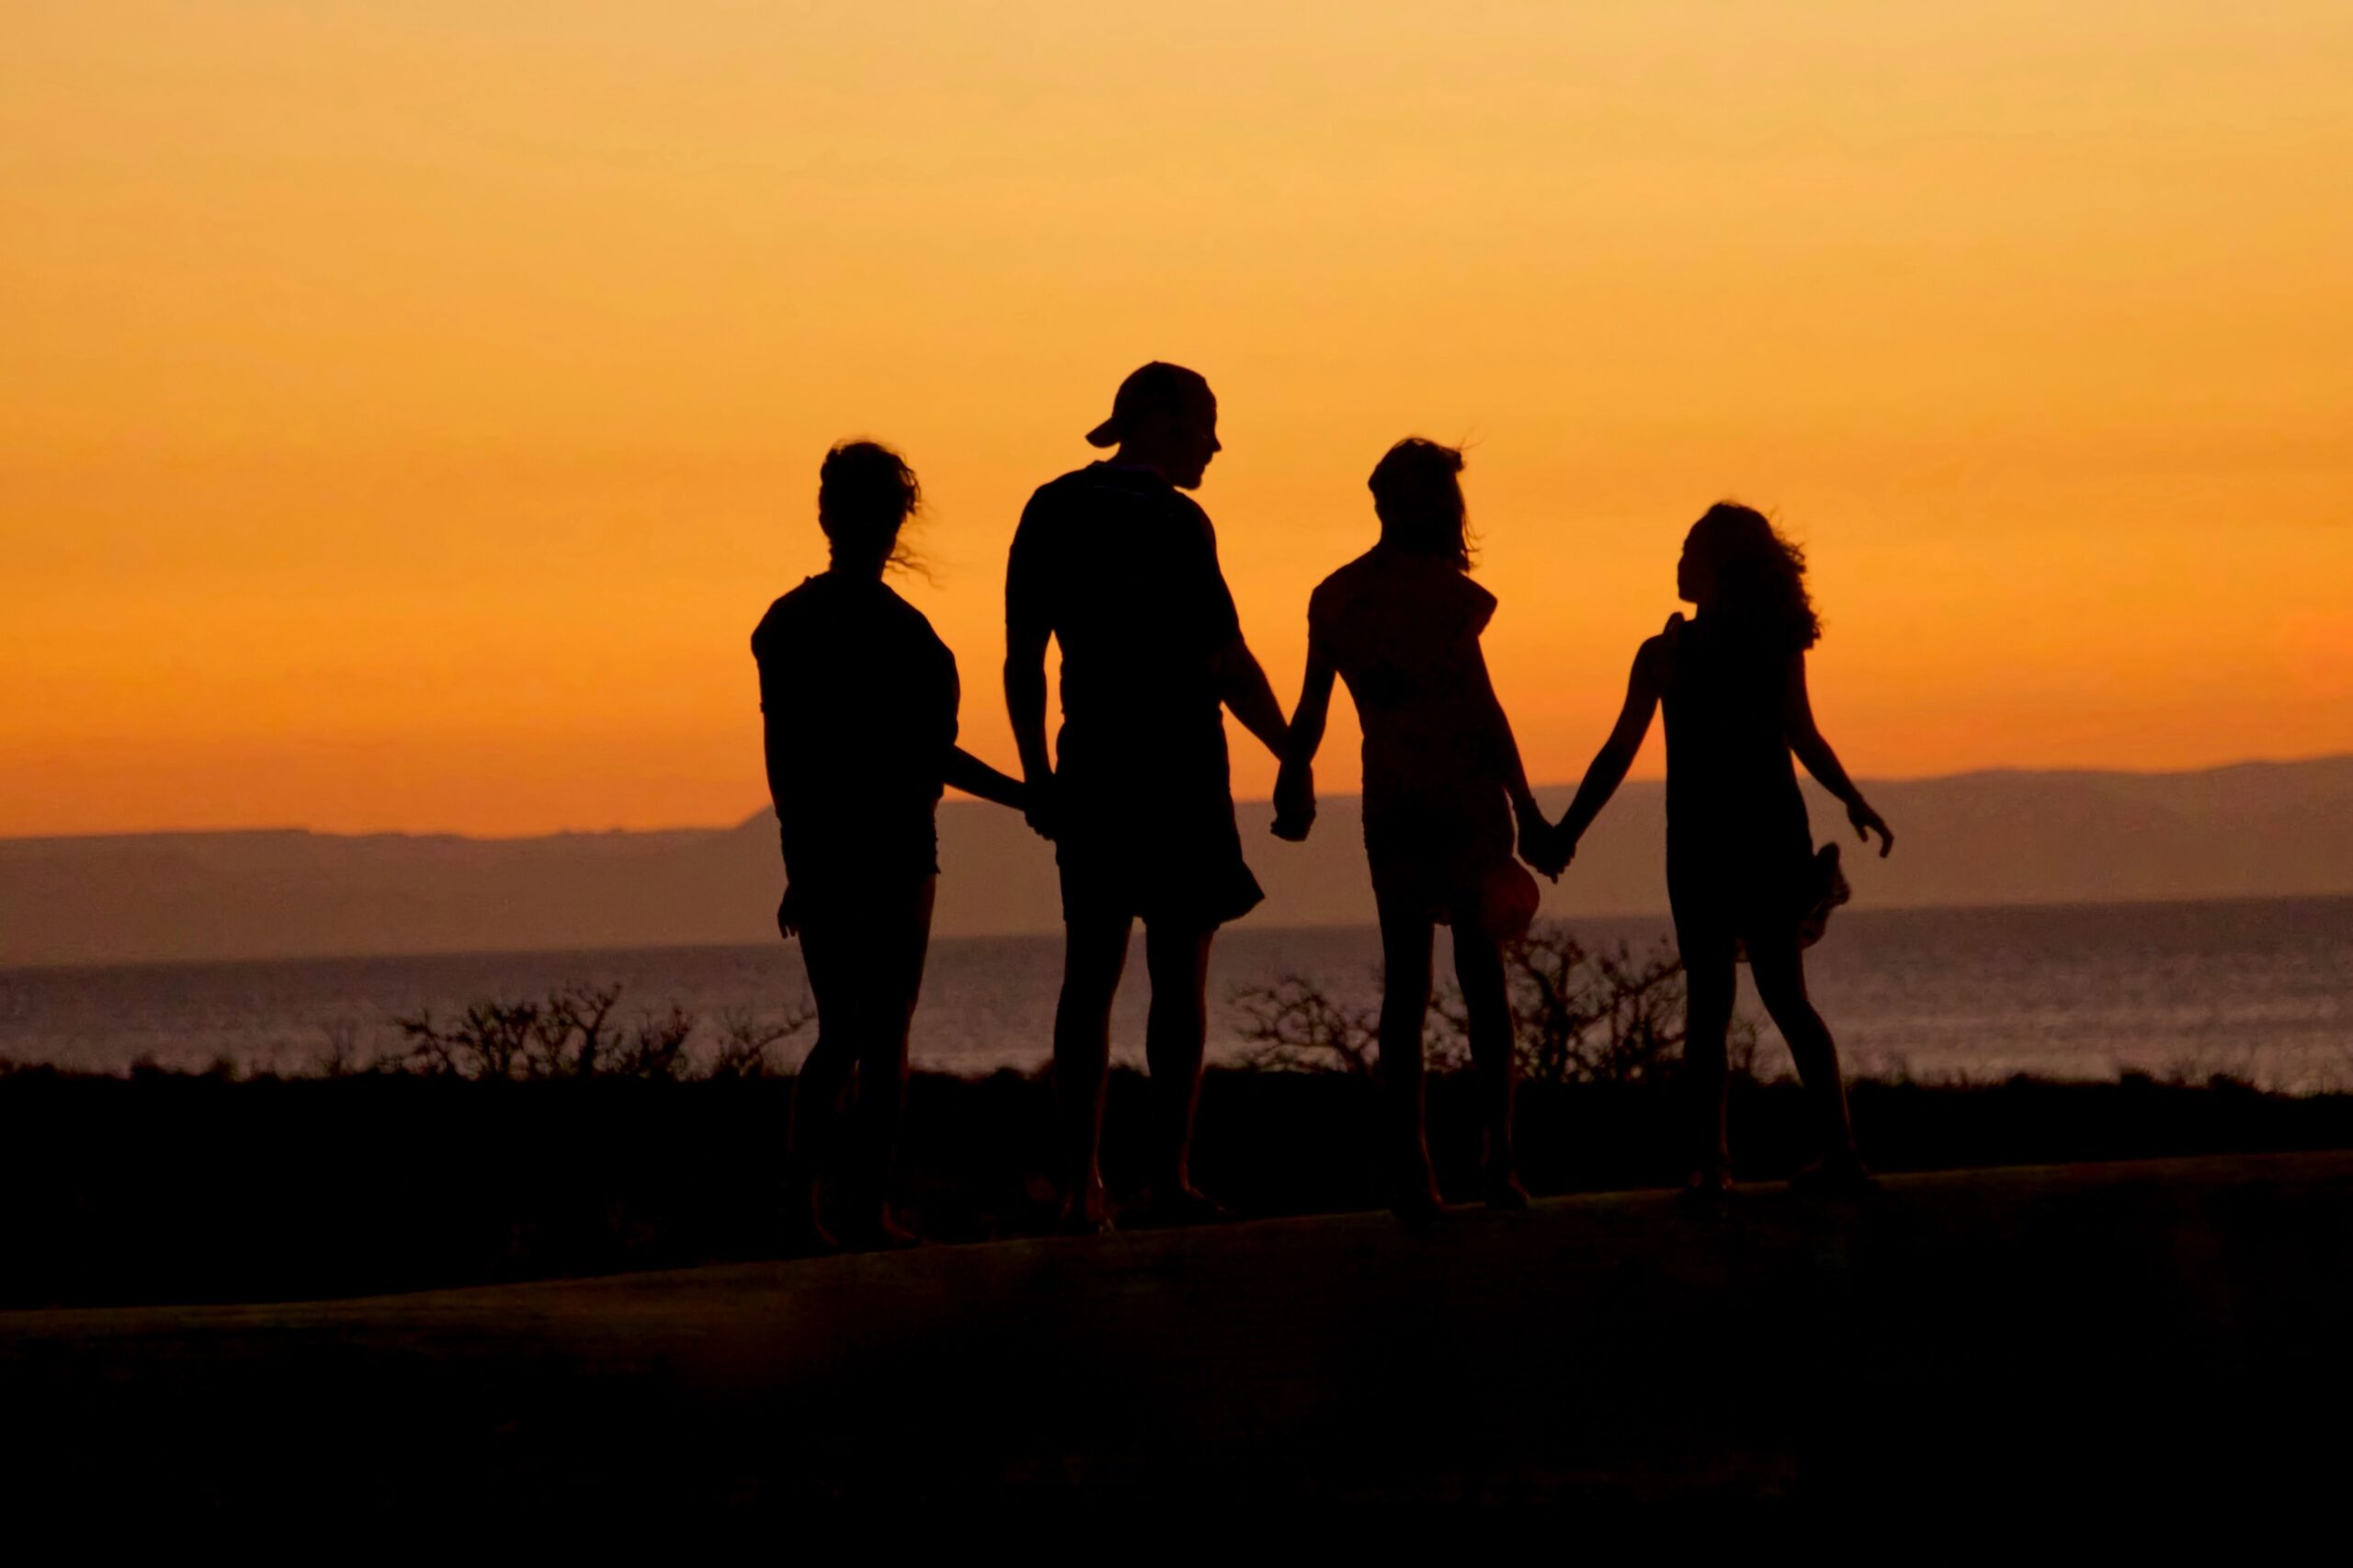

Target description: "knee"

left=1380, top=991, right=1430, bottom=1039
left=1147, top=992, right=1207, bottom=1040
left=1057, top=976, right=1120, bottom=1024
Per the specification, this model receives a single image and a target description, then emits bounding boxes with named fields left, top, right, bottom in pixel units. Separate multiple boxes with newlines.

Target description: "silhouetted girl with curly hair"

left=1551, top=504, right=1893, bottom=1198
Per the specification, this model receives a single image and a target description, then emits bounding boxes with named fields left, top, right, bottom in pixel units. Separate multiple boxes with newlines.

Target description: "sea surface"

left=4, top=897, right=2349, bottom=1092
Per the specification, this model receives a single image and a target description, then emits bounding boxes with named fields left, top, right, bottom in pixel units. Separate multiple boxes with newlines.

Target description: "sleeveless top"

left=1660, top=613, right=1813, bottom=885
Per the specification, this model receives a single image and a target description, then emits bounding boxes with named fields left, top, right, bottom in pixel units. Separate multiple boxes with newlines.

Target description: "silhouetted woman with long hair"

left=1551, top=504, right=1893, bottom=1198
left=1276, top=439, right=1553, bottom=1215
left=752, top=441, right=1026, bottom=1248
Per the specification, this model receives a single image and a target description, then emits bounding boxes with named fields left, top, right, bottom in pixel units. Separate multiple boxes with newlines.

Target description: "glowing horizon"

left=6, top=3, right=2351, bottom=836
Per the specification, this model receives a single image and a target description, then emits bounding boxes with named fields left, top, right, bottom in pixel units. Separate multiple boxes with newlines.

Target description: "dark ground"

left=5, top=1063, right=2352, bottom=1307
left=2, top=1152, right=2347, bottom=1520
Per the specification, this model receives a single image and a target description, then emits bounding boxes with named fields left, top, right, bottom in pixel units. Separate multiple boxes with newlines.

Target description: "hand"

left=1847, top=797, right=1894, bottom=858
left=1516, top=800, right=1569, bottom=881
left=1023, top=774, right=1059, bottom=843
left=776, top=885, right=800, bottom=941
left=1271, top=761, right=1315, bottom=843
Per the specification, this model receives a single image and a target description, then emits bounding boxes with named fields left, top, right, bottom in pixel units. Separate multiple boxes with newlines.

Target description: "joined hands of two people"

left=1518, top=798, right=1573, bottom=881
left=1270, top=767, right=1574, bottom=887
left=1270, top=758, right=1315, bottom=843
left=1021, top=773, right=1059, bottom=844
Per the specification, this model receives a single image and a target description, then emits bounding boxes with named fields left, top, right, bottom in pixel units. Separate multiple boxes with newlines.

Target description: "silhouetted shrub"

left=1234, top=921, right=1757, bottom=1086
left=389, top=985, right=811, bottom=1082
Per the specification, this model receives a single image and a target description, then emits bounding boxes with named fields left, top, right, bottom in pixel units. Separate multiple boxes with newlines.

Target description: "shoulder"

left=1150, top=485, right=1217, bottom=553
left=1309, top=548, right=1381, bottom=615
left=750, top=579, right=820, bottom=659
left=875, top=583, right=949, bottom=650
left=1015, top=469, right=1093, bottom=534
left=1313, top=547, right=1380, bottom=594
left=1024, top=467, right=1092, bottom=508
left=1635, top=615, right=1685, bottom=678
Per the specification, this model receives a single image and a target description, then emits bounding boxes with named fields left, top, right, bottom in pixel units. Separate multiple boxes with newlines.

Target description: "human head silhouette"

left=1087, top=362, right=1221, bottom=490
left=1677, top=502, right=1820, bottom=649
left=817, top=439, right=921, bottom=575
left=1367, top=437, right=1472, bottom=570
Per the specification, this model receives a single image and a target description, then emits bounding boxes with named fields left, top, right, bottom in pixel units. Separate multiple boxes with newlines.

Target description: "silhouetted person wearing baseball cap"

left=1005, top=363, right=1289, bottom=1232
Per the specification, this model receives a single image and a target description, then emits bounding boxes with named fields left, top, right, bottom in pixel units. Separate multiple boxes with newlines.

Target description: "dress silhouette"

left=1004, top=362, right=1290, bottom=1232
left=1550, top=503, right=1893, bottom=1197
left=1276, top=438, right=1552, bottom=1214
left=754, top=440, right=1025, bottom=1249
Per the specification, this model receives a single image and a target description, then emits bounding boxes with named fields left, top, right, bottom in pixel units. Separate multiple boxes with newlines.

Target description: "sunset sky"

left=6, top=3, right=2350, bottom=837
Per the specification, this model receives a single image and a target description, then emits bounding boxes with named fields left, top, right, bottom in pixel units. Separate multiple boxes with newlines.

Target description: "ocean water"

left=2, top=898, right=2349, bottom=1092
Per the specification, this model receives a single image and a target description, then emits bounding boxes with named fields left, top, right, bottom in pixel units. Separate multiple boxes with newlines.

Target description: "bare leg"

left=1052, top=912, right=1131, bottom=1231
left=1451, top=926, right=1525, bottom=1208
left=1746, top=929, right=1868, bottom=1183
left=1678, top=924, right=1738, bottom=1192
left=1142, top=921, right=1217, bottom=1209
left=841, top=877, right=936, bottom=1247
left=1376, top=903, right=1440, bottom=1214
left=787, top=895, right=861, bottom=1248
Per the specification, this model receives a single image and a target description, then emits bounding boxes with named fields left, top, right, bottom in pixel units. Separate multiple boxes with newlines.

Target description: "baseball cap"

left=1085, top=361, right=1213, bottom=448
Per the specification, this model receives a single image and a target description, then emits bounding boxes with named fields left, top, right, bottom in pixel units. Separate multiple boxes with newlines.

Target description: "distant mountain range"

left=6, top=755, right=2352, bottom=966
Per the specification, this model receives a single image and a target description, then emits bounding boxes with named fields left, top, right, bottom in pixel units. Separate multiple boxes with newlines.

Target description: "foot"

left=835, top=1206, right=921, bottom=1252
left=1483, top=1166, right=1531, bottom=1211
left=1676, top=1167, right=1733, bottom=1210
left=1387, top=1184, right=1444, bottom=1222
left=1790, top=1155, right=1880, bottom=1200
left=1386, top=1147, right=1444, bottom=1221
left=1053, top=1176, right=1115, bottom=1237
left=778, top=1202, right=842, bottom=1256
left=1146, top=1184, right=1232, bottom=1228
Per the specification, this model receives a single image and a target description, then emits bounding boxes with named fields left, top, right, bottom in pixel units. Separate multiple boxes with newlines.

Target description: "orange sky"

left=6, top=3, right=2350, bottom=836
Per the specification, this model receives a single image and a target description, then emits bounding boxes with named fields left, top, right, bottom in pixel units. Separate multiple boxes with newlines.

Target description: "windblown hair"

left=1686, top=502, right=1821, bottom=650
left=817, top=439, right=923, bottom=572
left=1367, top=437, right=1472, bottom=570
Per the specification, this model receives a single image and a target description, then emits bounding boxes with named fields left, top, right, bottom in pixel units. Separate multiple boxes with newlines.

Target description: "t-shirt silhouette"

left=752, top=571, right=959, bottom=888
left=1006, top=460, right=1260, bottom=925
left=1007, top=460, right=1242, bottom=750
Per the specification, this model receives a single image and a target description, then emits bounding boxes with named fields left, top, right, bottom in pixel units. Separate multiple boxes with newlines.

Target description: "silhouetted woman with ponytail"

left=752, top=441, right=1026, bottom=1248
left=1550, top=504, right=1893, bottom=1198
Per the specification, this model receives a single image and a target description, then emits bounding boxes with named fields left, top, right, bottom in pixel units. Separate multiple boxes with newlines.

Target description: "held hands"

left=776, top=884, right=800, bottom=941
left=1023, top=774, right=1058, bottom=843
left=1270, top=758, right=1315, bottom=842
left=1847, top=797, right=1895, bottom=858
left=1517, top=799, right=1573, bottom=881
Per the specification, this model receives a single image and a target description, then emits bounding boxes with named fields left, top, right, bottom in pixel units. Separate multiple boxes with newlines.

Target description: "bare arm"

left=1781, top=653, right=1893, bottom=857
left=1471, top=644, right=1560, bottom=877
left=1555, top=638, right=1667, bottom=850
left=1211, top=635, right=1290, bottom=760
left=1271, top=642, right=1336, bottom=841
left=1002, top=622, right=1055, bottom=839
left=943, top=745, right=1028, bottom=812
left=1282, top=643, right=1337, bottom=772
left=758, top=715, right=801, bottom=940
left=1471, top=642, right=1538, bottom=818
